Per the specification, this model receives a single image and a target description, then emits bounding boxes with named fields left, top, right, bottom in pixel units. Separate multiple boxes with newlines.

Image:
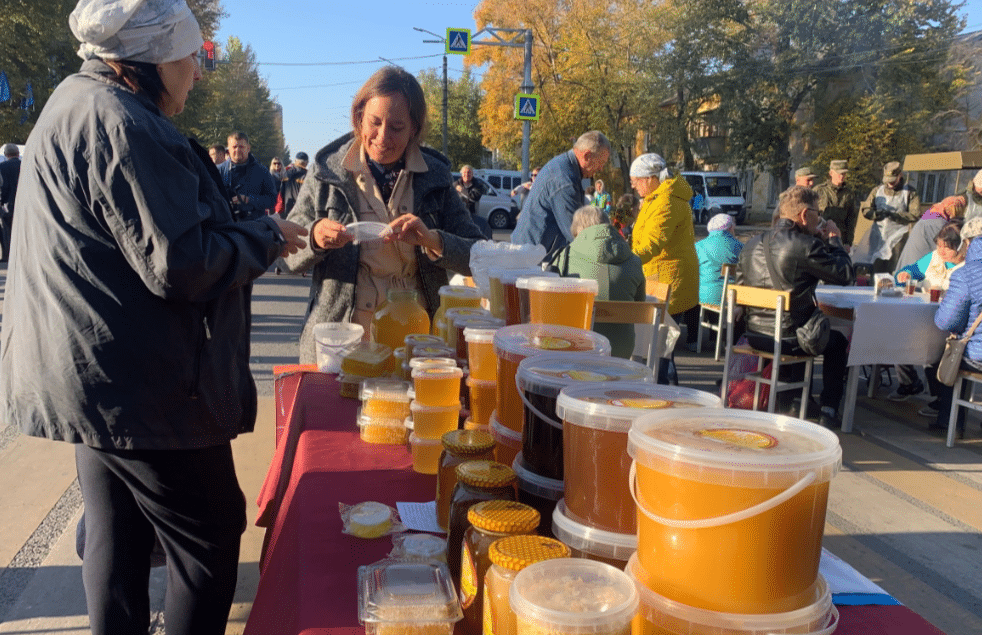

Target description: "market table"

left=815, top=286, right=948, bottom=433
left=243, top=370, right=946, bottom=635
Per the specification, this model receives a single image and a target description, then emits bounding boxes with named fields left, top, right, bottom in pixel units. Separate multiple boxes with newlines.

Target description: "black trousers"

left=75, top=443, right=246, bottom=635
left=746, top=329, right=850, bottom=412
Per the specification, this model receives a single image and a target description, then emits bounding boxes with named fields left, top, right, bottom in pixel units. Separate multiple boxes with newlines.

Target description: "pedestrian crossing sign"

left=446, top=28, right=471, bottom=55
left=514, top=93, right=541, bottom=121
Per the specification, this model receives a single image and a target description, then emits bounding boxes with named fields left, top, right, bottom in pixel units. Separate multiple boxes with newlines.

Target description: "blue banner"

left=0, top=72, right=10, bottom=102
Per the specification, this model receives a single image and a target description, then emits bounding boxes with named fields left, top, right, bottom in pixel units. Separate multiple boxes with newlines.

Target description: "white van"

left=474, top=169, right=525, bottom=196
left=681, top=171, right=747, bottom=225
left=452, top=173, right=520, bottom=229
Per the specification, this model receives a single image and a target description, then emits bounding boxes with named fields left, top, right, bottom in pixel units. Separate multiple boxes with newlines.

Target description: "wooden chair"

left=719, top=285, right=815, bottom=417
left=696, top=263, right=736, bottom=360
left=945, top=370, right=982, bottom=447
left=595, top=282, right=671, bottom=373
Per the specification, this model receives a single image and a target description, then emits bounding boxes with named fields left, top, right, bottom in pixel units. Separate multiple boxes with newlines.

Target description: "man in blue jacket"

left=219, top=131, right=278, bottom=221
left=511, top=130, right=611, bottom=259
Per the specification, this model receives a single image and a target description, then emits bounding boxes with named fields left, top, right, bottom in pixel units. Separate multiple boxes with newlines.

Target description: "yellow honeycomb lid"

left=467, top=500, right=540, bottom=533
left=442, top=429, right=495, bottom=455
left=488, top=535, right=570, bottom=571
left=455, top=460, right=516, bottom=488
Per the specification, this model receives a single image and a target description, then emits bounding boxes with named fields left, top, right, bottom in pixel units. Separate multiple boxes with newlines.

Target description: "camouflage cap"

left=829, top=160, right=849, bottom=173
left=795, top=167, right=816, bottom=179
left=882, top=161, right=902, bottom=184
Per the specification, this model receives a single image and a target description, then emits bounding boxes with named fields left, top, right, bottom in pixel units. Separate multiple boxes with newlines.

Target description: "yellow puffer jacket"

left=632, top=176, right=699, bottom=315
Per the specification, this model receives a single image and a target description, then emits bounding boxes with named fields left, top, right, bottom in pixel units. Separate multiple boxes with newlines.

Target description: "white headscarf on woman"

left=69, top=0, right=203, bottom=64
left=629, top=153, right=671, bottom=182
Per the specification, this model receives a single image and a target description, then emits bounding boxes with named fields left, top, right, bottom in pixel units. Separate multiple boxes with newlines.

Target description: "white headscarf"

left=707, top=213, right=735, bottom=233
left=70, top=0, right=203, bottom=64
left=630, top=153, right=671, bottom=182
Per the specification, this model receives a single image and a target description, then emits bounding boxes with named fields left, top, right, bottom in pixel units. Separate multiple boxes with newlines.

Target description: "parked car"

left=681, top=171, right=747, bottom=225
left=452, top=173, right=520, bottom=230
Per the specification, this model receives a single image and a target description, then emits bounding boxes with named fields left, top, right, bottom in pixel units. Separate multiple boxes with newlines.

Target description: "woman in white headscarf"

left=0, top=2, right=306, bottom=633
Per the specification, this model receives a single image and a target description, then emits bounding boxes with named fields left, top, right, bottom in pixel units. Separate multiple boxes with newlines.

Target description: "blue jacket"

left=695, top=230, right=743, bottom=305
left=935, top=238, right=982, bottom=361
left=219, top=153, right=278, bottom=220
left=511, top=150, right=585, bottom=257
left=894, top=250, right=954, bottom=285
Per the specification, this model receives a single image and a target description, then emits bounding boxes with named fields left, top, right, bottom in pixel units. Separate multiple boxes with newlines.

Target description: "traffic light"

left=203, top=40, right=216, bottom=71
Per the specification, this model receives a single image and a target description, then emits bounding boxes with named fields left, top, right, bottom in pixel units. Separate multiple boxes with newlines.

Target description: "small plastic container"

left=453, top=315, right=505, bottom=360
left=410, top=356, right=459, bottom=370
left=413, top=366, right=464, bottom=408
left=444, top=307, right=493, bottom=350
left=342, top=341, right=395, bottom=378
left=551, top=499, right=636, bottom=570
left=466, top=376, right=497, bottom=427
left=338, top=372, right=367, bottom=399
left=358, top=559, right=462, bottom=635
left=499, top=268, right=553, bottom=326
left=484, top=536, right=571, bottom=635
left=345, top=221, right=392, bottom=245
left=393, top=347, right=408, bottom=379
left=464, top=327, right=499, bottom=381
left=509, top=558, right=639, bottom=635
left=313, top=322, right=365, bottom=373
left=411, top=401, right=462, bottom=439
left=405, top=333, right=446, bottom=351
left=347, top=501, right=394, bottom=538
left=433, top=285, right=484, bottom=337
left=410, top=432, right=444, bottom=474
left=491, top=413, right=523, bottom=470
left=358, top=411, right=409, bottom=445
left=361, top=378, right=412, bottom=420
left=390, top=533, right=448, bottom=564
left=525, top=278, right=599, bottom=330
left=511, top=453, right=564, bottom=538
left=515, top=273, right=560, bottom=324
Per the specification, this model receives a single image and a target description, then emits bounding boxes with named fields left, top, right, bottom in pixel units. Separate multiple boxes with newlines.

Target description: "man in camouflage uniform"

left=857, top=161, right=920, bottom=272
left=814, top=160, right=859, bottom=247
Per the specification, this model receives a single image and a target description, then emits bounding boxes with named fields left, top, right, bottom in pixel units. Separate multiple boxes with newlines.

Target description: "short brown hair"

left=778, top=185, right=819, bottom=220
left=104, top=60, right=165, bottom=109
left=351, top=67, right=428, bottom=144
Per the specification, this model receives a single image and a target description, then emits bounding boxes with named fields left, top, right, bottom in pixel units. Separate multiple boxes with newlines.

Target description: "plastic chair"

left=696, top=263, right=736, bottom=360
left=595, top=283, right=671, bottom=372
left=946, top=370, right=982, bottom=447
left=719, top=285, right=815, bottom=417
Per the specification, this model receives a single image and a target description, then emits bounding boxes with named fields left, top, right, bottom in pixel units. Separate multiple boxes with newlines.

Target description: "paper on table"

left=820, top=548, right=898, bottom=605
left=396, top=501, right=445, bottom=534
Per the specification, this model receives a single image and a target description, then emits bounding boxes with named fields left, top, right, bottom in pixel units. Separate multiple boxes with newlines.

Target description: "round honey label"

left=532, top=336, right=573, bottom=350
left=561, top=370, right=611, bottom=382
left=696, top=428, right=778, bottom=450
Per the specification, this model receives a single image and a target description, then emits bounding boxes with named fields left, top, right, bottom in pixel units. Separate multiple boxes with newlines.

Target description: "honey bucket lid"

left=489, top=535, right=570, bottom=571
left=467, top=500, right=540, bottom=533
left=551, top=499, right=637, bottom=561
left=557, top=382, right=721, bottom=432
left=455, top=460, right=516, bottom=488
left=517, top=353, right=653, bottom=399
left=490, top=413, right=523, bottom=447
left=493, top=324, right=611, bottom=363
left=404, top=333, right=444, bottom=348
left=512, top=453, right=564, bottom=500
left=625, top=553, right=834, bottom=634
left=442, top=429, right=495, bottom=455
left=444, top=307, right=492, bottom=322
left=438, top=285, right=482, bottom=299
left=522, top=277, right=599, bottom=295
left=463, top=327, right=498, bottom=343
left=499, top=267, right=554, bottom=285
left=627, top=409, right=842, bottom=486
left=453, top=315, right=505, bottom=329
left=515, top=271, right=561, bottom=288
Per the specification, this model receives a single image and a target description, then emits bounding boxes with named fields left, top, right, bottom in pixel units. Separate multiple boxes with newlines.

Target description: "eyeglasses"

left=272, top=162, right=281, bottom=166
left=531, top=173, right=539, bottom=178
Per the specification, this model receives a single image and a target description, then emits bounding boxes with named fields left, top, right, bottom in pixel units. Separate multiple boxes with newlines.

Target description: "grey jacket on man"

left=284, top=133, right=484, bottom=364
left=0, top=59, right=285, bottom=450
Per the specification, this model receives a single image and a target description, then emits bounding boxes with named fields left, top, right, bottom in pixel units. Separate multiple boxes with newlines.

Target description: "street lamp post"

left=414, top=27, right=449, bottom=158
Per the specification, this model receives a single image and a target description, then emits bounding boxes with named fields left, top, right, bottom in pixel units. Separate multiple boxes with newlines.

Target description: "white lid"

left=551, top=499, right=637, bottom=562
left=512, top=453, right=564, bottom=500
left=409, top=357, right=458, bottom=370
left=516, top=272, right=560, bottom=289
left=463, top=327, right=498, bottom=344
left=523, top=277, right=599, bottom=295
left=444, top=307, right=492, bottom=322
left=350, top=501, right=392, bottom=528
left=557, top=382, right=721, bottom=433
left=493, top=324, right=611, bottom=362
left=509, top=558, right=639, bottom=631
left=517, top=353, right=652, bottom=399
left=313, top=321, right=364, bottom=343
left=453, top=315, right=505, bottom=329
left=411, top=366, right=464, bottom=380
left=465, top=376, right=496, bottom=388
left=499, top=267, right=552, bottom=285
left=344, top=221, right=392, bottom=244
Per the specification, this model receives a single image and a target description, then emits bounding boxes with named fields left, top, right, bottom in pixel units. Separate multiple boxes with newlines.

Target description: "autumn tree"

left=417, top=68, right=484, bottom=168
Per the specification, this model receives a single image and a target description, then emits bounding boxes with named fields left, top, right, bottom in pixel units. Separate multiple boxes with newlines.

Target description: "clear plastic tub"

left=411, top=401, right=462, bottom=439
left=625, top=553, right=838, bottom=635
left=410, top=432, right=444, bottom=474
left=413, top=366, right=464, bottom=408
left=453, top=315, right=505, bottom=360
left=556, top=382, right=720, bottom=534
left=515, top=273, right=560, bottom=324
left=433, top=285, right=484, bottom=337
left=511, top=453, right=564, bottom=538
left=551, top=499, right=636, bottom=570
left=358, top=559, right=462, bottom=635
left=499, top=268, right=553, bottom=326
left=313, top=322, right=365, bottom=373
left=338, top=372, right=367, bottom=399
left=628, top=409, right=842, bottom=614
left=464, top=327, right=499, bottom=381
left=466, top=376, right=497, bottom=427
left=444, top=307, right=493, bottom=349
left=361, top=378, right=412, bottom=419
left=342, top=341, right=395, bottom=378
left=491, top=412, right=523, bottom=470
left=524, top=278, right=599, bottom=330
left=517, top=354, right=653, bottom=481
left=358, top=411, right=409, bottom=445
left=509, top=558, right=639, bottom=635
left=345, top=221, right=392, bottom=245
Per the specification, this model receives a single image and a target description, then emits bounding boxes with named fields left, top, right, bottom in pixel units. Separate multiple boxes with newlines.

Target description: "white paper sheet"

left=396, top=501, right=445, bottom=534
left=820, top=548, right=891, bottom=596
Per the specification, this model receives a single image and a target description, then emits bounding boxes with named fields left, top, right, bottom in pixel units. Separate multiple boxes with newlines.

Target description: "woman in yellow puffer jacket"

left=630, top=153, right=700, bottom=383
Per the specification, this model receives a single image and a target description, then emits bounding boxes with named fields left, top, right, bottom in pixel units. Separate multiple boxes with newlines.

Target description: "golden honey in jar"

left=432, top=285, right=484, bottom=336
left=410, top=401, right=461, bottom=439
left=370, top=289, right=431, bottom=356
left=525, top=277, right=598, bottom=330
left=466, top=376, right=497, bottom=427
left=412, top=365, right=463, bottom=408
left=459, top=501, right=540, bottom=635
left=437, top=430, right=496, bottom=531
left=483, top=536, right=570, bottom=635
left=446, top=461, right=517, bottom=585
left=464, top=327, right=498, bottom=381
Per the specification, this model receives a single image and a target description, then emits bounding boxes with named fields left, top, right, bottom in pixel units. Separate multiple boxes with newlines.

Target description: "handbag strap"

left=960, top=310, right=982, bottom=343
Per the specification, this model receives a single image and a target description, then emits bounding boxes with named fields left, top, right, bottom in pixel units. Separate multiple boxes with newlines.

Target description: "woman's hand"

left=388, top=214, right=443, bottom=255
left=269, top=216, right=309, bottom=256
left=312, top=218, right=353, bottom=250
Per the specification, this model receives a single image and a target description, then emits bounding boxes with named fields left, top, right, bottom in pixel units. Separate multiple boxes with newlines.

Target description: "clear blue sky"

left=215, top=1, right=982, bottom=159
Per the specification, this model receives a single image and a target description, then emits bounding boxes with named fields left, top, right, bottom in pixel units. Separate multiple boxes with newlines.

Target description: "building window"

left=911, top=171, right=948, bottom=204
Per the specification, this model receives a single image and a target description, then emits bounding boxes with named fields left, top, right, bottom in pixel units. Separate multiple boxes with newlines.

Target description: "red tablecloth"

left=244, top=371, right=946, bottom=635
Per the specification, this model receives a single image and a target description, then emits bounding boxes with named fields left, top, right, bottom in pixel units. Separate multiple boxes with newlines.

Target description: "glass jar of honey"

left=371, top=289, right=430, bottom=356
left=436, top=430, right=496, bottom=531
left=483, top=535, right=570, bottom=635
left=446, top=461, right=516, bottom=585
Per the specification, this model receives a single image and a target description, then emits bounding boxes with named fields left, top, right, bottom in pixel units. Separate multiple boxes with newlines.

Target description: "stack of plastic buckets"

left=626, top=408, right=842, bottom=635
left=552, top=382, right=721, bottom=570
left=408, top=363, right=464, bottom=474
left=514, top=354, right=655, bottom=537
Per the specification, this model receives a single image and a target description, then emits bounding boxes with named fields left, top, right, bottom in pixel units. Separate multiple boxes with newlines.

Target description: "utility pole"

left=413, top=27, right=449, bottom=157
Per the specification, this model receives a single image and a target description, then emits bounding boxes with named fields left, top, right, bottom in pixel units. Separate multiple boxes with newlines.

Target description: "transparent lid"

left=411, top=344, right=457, bottom=359
left=499, top=267, right=552, bottom=285
left=444, top=307, right=492, bottom=322
left=551, top=499, right=636, bottom=561
left=345, top=221, right=392, bottom=245
left=409, top=357, right=458, bottom=370
left=357, top=410, right=408, bottom=428
left=410, top=401, right=462, bottom=415
left=404, top=334, right=445, bottom=348
left=493, top=324, right=611, bottom=362
left=490, top=414, right=522, bottom=447
left=523, top=277, right=599, bottom=295
left=411, top=366, right=463, bottom=380
left=438, top=285, right=482, bottom=300
left=342, top=341, right=393, bottom=367
left=512, top=453, right=564, bottom=500
left=409, top=432, right=443, bottom=447
left=627, top=409, right=842, bottom=487
left=453, top=315, right=505, bottom=329
left=557, top=382, right=721, bottom=432
left=463, top=327, right=499, bottom=344
left=517, top=352, right=653, bottom=398
left=358, top=559, right=462, bottom=626
left=393, top=347, right=406, bottom=362
left=509, top=558, right=639, bottom=631
left=515, top=272, right=561, bottom=289
left=360, top=378, right=412, bottom=402
left=465, top=376, right=496, bottom=389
